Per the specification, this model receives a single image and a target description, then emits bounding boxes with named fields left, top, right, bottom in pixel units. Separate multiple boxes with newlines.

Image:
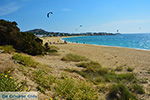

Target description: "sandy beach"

left=40, top=36, right=150, bottom=99
left=42, top=36, right=150, bottom=69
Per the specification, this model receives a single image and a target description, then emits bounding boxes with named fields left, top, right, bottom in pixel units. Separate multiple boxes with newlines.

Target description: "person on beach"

left=64, top=41, right=67, bottom=44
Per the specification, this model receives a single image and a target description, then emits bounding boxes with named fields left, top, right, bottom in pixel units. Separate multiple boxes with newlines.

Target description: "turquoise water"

left=62, top=34, right=150, bottom=50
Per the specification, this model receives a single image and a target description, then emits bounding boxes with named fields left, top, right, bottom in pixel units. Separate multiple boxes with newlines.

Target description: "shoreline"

left=61, top=36, right=150, bottom=52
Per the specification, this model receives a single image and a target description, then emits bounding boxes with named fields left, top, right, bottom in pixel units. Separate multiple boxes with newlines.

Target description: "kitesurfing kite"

left=139, top=27, right=142, bottom=30
left=47, top=12, right=53, bottom=18
left=80, top=25, right=83, bottom=27
left=117, top=29, right=119, bottom=33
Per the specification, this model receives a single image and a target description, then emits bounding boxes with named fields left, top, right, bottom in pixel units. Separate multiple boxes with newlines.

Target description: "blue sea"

left=62, top=34, right=150, bottom=50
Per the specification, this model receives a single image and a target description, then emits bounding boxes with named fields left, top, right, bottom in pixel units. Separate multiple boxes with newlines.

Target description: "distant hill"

left=26, top=29, right=49, bottom=35
left=26, top=29, right=72, bottom=37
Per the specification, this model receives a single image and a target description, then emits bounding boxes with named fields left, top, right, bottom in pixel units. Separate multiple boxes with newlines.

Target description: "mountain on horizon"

left=26, top=29, right=72, bottom=37
left=26, top=29, right=49, bottom=35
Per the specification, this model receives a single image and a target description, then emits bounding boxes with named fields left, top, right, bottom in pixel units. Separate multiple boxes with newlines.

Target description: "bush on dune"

left=12, top=53, right=38, bottom=67
left=75, top=62, right=137, bottom=84
left=17, top=32, right=45, bottom=55
left=0, top=19, right=45, bottom=55
left=129, top=84, right=145, bottom=94
left=44, top=42, right=58, bottom=54
left=107, top=83, right=137, bottom=100
left=127, top=67, right=134, bottom=72
left=55, top=78, right=98, bottom=100
left=33, top=69, right=56, bottom=92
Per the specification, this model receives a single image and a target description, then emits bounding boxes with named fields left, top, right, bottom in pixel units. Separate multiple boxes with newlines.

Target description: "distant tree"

left=12, top=21, right=18, bottom=26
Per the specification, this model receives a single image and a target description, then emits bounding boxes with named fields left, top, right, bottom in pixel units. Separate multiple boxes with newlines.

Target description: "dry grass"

left=0, top=54, right=15, bottom=73
left=0, top=61, right=15, bottom=73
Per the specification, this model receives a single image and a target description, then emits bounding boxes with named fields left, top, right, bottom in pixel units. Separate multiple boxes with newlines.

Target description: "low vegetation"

left=55, top=78, right=98, bottom=100
left=0, top=45, right=16, bottom=53
left=107, top=83, right=137, bottom=100
left=76, top=61, right=101, bottom=69
left=75, top=62, right=137, bottom=83
left=61, top=53, right=88, bottom=62
left=0, top=73, right=22, bottom=91
left=12, top=53, right=38, bottom=67
left=44, top=43, right=58, bottom=54
left=33, top=69, right=56, bottom=93
left=64, top=61, right=146, bottom=100
left=115, top=66, right=123, bottom=71
left=127, top=67, right=134, bottom=72
left=130, top=84, right=145, bottom=94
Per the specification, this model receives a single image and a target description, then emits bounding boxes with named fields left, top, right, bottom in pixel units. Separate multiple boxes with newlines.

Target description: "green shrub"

left=0, top=45, right=15, bottom=53
left=33, top=69, right=56, bottom=91
left=76, top=62, right=136, bottom=84
left=130, top=84, right=145, bottom=94
left=127, top=67, right=134, bottom=72
left=0, top=20, right=45, bottom=55
left=116, top=73, right=136, bottom=82
left=107, top=83, right=137, bottom=100
left=97, top=83, right=112, bottom=93
left=61, top=53, right=88, bottom=62
left=104, top=73, right=136, bottom=83
left=12, top=54, right=38, bottom=67
left=36, top=86, right=45, bottom=94
left=77, top=68, right=136, bottom=84
left=77, top=70, right=108, bottom=84
left=55, top=78, right=98, bottom=100
left=44, top=43, right=58, bottom=54
left=77, top=61, right=101, bottom=70
left=76, top=62, right=112, bottom=84
left=18, top=32, right=45, bottom=55
left=77, top=62, right=109, bottom=74
left=0, top=73, right=21, bottom=91
left=115, top=66, right=123, bottom=71
left=48, top=46, right=59, bottom=54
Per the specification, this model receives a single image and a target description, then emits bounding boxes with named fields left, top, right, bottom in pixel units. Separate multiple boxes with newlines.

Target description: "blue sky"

left=0, top=0, right=150, bottom=33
